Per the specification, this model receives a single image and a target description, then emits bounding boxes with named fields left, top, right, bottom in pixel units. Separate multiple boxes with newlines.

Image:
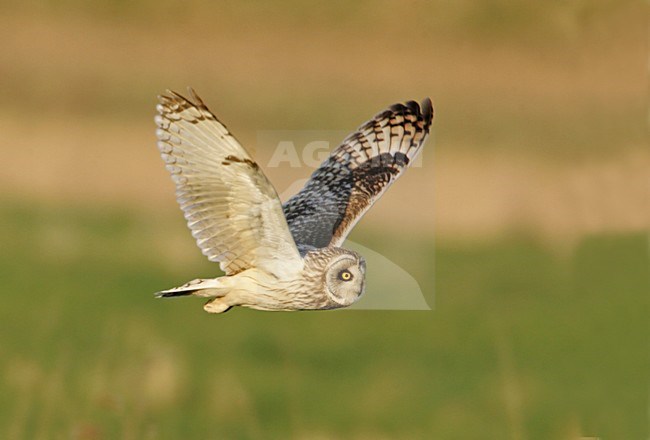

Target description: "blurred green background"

left=0, top=1, right=647, bottom=439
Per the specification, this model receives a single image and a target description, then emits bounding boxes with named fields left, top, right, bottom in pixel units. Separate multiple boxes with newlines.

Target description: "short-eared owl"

left=155, top=89, right=433, bottom=313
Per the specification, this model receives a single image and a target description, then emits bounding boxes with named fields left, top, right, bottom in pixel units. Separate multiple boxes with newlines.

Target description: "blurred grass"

left=0, top=201, right=646, bottom=439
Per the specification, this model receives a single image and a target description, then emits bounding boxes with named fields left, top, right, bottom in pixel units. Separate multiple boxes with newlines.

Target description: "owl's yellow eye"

left=339, top=270, right=353, bottom=281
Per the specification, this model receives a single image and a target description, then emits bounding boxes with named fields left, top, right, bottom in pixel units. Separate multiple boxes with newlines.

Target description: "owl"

left=154, top=89, right=433, bottom=313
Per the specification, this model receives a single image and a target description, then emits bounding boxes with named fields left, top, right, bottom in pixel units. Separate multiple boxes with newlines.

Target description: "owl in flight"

left=155, top=89, right=433, bottom=313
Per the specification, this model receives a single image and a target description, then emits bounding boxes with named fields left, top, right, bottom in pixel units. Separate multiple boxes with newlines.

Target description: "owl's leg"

left=203, top=297, right=233, bottom=314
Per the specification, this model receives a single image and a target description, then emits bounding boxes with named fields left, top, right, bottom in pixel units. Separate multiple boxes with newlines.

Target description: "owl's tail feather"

left=155, top=278, right=228, bottom=298
left=156, top=289, right=191, bottom=298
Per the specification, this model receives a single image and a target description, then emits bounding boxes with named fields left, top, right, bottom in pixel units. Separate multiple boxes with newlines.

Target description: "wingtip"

left=157, top=88, right=195, bottom=103
left=157, top=87, right=210, bottom=115
left=385, top=98, right=434, bottom=124
left=157, top=90, right=172, bottom=104
left=421, top=97, right=434, bottom=124
left=187, top=87, right=206, bottom=107
left=157, top=89, right=184, bottom=109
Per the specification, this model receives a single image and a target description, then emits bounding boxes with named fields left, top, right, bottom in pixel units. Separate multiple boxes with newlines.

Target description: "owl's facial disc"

left=325, top=255, right=366, bottom=306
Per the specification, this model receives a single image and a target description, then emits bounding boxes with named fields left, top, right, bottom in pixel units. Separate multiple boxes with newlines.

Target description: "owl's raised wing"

left=283, top=99, right=433, bottom=249
left=156, top=89, right=302, bottom=277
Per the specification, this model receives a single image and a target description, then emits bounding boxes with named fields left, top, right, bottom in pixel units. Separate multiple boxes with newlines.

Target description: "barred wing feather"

left=282, top=99, right=433, bottom=249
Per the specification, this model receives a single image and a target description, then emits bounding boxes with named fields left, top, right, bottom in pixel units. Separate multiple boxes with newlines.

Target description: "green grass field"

left=1, top=201, right=646, bottom=439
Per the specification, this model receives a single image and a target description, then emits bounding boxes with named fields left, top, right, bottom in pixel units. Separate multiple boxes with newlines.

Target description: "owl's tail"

left=155, top=278, right=228, bottom=298
left=155, top=277, right=235, bottom=313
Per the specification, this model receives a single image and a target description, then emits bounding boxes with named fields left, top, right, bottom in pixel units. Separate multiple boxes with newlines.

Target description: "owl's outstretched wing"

left=156, top=89, right=302, bottom=277
left=283, top=98, right=433, bottom=249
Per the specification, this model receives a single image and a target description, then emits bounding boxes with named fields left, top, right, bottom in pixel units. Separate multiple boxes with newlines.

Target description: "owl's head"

left=324, top=251, right=366, bottom=307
